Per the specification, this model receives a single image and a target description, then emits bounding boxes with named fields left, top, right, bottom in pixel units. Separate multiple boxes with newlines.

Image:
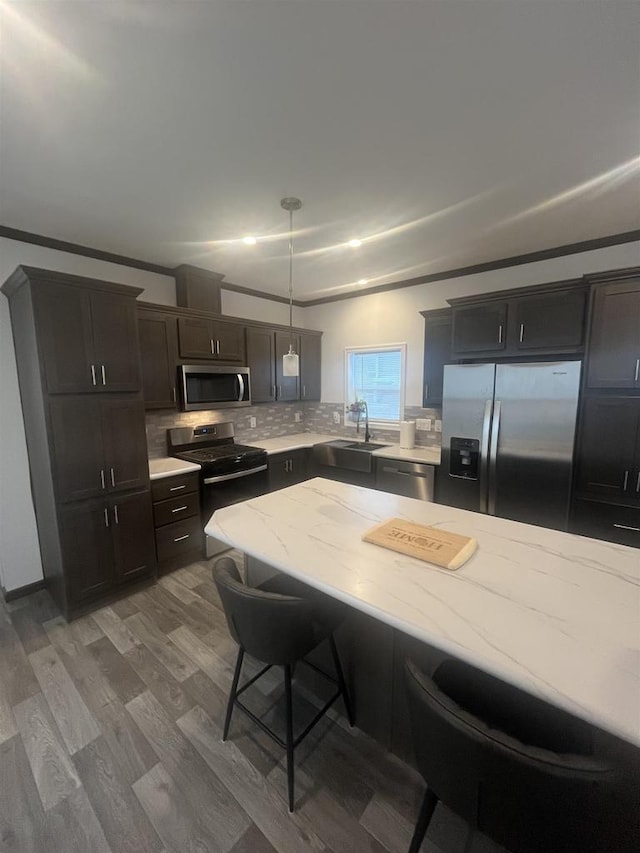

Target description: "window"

left=344, top=344, right=406, bottom=426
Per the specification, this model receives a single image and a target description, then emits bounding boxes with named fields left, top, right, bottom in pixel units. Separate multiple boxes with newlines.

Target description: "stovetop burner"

left=178, top=443, right=265, bottom=463
left=167, top=422, right=268, bottom=476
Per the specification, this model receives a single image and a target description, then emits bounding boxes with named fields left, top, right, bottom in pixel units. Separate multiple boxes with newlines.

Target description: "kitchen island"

left=206, top=477, right=640, bottom=750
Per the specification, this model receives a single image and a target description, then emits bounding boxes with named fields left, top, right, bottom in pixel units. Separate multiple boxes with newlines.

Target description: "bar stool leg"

left=223, top=647, right=244, bottom=741
left=329, top=634, right=354, bottom=726
left=408, top=788, right=438, bottom=853
left=284, top=663, right=295, bottom=812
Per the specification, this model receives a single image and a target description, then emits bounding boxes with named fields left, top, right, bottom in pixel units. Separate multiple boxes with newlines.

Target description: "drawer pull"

left=613, top=523, right=640, bottom=533
left=635, top=357, right=640, bottom=382
left=169, top=485, right=186, bottom=491
left=623, top=470, right=629, bottom=491
left=174, top=534, right=190, bottom=542
left=636, top=472, right=640, bottom=493
left=171, top=506, right=188, bottom=513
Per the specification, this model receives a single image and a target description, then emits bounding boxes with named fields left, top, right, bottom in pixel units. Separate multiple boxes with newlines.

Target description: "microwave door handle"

left=237, top=373, right=245, bottom=402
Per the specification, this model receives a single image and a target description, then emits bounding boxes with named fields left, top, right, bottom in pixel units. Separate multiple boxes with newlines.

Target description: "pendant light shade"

left=281, top=197, right=302, bottom=378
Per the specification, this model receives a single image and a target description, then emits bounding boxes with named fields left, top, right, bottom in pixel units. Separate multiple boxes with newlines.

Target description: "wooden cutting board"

left=362, top=518, right=477, bottom=570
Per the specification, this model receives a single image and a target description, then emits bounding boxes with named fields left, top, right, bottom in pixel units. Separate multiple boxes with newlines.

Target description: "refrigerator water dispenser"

left=449, top=437, right=479, bottom=479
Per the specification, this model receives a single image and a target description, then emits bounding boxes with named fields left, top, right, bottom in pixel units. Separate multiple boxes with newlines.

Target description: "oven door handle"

left=203, top=464, right=267, bottom=485
left=237, top=373, right=245, bottom=402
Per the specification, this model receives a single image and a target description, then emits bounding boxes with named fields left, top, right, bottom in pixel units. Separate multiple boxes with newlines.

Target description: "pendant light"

left=281, top=196, right=302, bottom=377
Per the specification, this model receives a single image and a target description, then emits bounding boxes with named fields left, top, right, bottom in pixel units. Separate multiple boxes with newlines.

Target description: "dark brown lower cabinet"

left=268, top=449, right=309, bottom=491
left=570, top=499, right=640, bottom=549
left=151, top=473, right=202, bottom=574
left=60, top=490, right=156, bottom=607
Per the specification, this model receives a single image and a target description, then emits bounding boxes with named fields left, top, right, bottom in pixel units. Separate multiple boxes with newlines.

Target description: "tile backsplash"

left=146, top=403, right=306, bottom=458
left=147, top=401, right=442, bottom=457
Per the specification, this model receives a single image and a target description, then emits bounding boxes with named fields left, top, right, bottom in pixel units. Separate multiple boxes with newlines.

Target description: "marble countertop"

left=206, top=478, right=640, bottom=746
left=148, top=457, right=201, bottom=480
left=249, top=432, right=441, bottom=465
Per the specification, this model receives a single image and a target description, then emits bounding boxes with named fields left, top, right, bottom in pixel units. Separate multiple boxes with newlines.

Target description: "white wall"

left=0, top=238, right=176, bottom=592
left=221, top=289, right=305, bottom=328
left=306, top=241, right=640, bottom=405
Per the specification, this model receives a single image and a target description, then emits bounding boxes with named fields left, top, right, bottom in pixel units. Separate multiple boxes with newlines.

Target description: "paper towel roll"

left=399, top=420, right=416, bottom=449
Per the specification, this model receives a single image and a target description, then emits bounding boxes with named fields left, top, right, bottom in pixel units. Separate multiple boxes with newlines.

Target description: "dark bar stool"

left=213, top=557, right=354, bottom=812
left=404, top=658, right=637, bottom=853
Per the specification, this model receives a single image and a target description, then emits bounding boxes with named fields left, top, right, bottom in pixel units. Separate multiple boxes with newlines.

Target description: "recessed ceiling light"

left=357, top=278, right=368, bottom=285
left=242, top=236, right=257, bottom=245
left=348, top=238, right=362, bottom=248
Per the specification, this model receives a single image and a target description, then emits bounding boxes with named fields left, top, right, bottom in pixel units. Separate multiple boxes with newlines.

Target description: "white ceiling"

left=1, top=1, right=639, bottom=300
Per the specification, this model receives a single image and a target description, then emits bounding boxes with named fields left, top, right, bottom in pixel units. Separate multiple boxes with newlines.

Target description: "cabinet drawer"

left=151, top=472, right=199, bottom=502
left=153, top=492, right=200, bottom=527
left=571, top=500, right=640, bottom=549
left=155, top=517, right=203, bottom=562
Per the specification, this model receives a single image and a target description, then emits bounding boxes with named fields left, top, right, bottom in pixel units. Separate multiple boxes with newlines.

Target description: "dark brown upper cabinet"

left=450, top=280, right=587, bottom=359
left=32, top=277, right=141, bottom=394
left=138, top=309, right=179, bottom=409
left=50, top=397, right=148, bottom=503
left=275, top=331, right=300, bottom=402
left=575, top=397, right=640, bottom=505
left=247, top=326, right=276, bottom=403
left=420, top=308, right=452, bottom=407
left=452, top=301, right=507, bottom=355
left=175, top=264, right=223, bottom=314
left=586, top=275, right=640, bottom=389
left=510, top=288, right=587, bottom=352
left=300, top=333, right=322, bottom=401
left=177, top=316, right=246, bottom=362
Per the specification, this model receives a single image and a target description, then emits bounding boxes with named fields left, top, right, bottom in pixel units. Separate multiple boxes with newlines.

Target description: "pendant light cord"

left=288, top=206, right=294, bottom=343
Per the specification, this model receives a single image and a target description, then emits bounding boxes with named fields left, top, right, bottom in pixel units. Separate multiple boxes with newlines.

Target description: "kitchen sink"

left=313, top=439, right=390, bottom=474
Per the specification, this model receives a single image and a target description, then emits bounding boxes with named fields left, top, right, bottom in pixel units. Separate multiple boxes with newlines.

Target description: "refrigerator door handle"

left=479, top=399, right=493, bottom=513
left=488, top=400, right=502, bottom=516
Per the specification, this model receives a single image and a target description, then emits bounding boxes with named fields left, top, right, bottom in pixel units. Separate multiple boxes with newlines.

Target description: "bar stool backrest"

left=405, top=659, right=627, bottom=853
left=213, top=558, right=318, bottom=665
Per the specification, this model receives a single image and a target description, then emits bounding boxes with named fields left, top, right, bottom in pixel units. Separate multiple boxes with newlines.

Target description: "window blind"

left=347, top=348, right=402, bottom=421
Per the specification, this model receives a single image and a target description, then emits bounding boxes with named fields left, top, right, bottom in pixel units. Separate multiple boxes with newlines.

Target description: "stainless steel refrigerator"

left=439, top=361, right=582, bottom=530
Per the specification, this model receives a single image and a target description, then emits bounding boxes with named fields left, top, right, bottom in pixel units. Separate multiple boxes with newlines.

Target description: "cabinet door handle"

left=169, top=484, right=186, bottom=491
left=171, top=505, right=188, bottom=513
left=613, top=523, right=640, bottom=533
left=519, top=323, right=524, bottom=343
left=216, top=340, right=221, bottom=355
left=174, top=534, right=190, bottom=542
left=635, top=358, right=640, bottom=382
left=424, top=383, right=429, bottom=400
left=103, top=507, right=109, bottom=528
left=172, top=387, right=176, bottom=403
left=302, top=384, right=306, bottom=399
left=100, top=469, right=105, bottom=489
left=90, top=364, right=97, bottom=386
left=272, top=385, right=276, bottom=399
left=113, top=505, right=119, bottom=525
left=623, top=470, right=629, bottom=490
left=498, top=324, right=503, bottom=344
left=636, top=471, right=640, bottom=493
left=210, top=339, right=215, bottom=355
left=278, top=385, right=282, bottom=398
left=110, top=467, right=116, bottom=487
left=101, top=364, right=106, bottom=385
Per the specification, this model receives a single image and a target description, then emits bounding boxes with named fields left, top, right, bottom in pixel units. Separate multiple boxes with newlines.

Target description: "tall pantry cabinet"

left=2, top=267, right=156, bottom=618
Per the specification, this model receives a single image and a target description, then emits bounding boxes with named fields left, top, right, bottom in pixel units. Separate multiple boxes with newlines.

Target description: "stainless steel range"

left=168, top=422, right=269, bottom=556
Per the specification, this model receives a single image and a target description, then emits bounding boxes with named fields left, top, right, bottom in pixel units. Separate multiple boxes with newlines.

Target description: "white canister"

left=399, top=420, right=416, bottom=449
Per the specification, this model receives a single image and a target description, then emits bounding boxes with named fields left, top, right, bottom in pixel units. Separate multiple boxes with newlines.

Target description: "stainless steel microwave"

left=178, top=365, right=251, bottom=411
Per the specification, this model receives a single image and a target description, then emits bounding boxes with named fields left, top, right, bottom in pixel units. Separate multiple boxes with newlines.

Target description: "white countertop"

left=148, top=457, right=201, bottom=480
left=206, top=478, right=640, bottom=746
left=249, top=432, right=441, bottom=465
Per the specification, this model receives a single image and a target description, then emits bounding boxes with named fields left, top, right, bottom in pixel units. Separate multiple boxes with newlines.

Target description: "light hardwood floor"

left=0, top=551, right=503, bottom=853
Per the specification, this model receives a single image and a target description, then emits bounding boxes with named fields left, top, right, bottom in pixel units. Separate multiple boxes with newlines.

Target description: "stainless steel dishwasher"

left=375, top=458, right=435, bottom=501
